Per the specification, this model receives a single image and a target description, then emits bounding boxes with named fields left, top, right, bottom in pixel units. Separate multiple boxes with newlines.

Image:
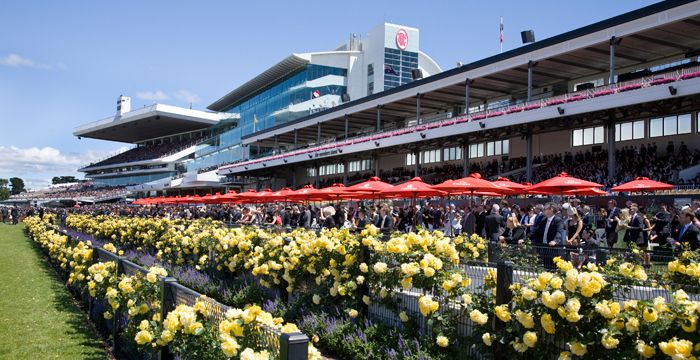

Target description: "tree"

left=0, top=178, right=8, bottom=201
left=52, top=176, right=78, bottom=184
left=9, top=177, right=25, bottom=195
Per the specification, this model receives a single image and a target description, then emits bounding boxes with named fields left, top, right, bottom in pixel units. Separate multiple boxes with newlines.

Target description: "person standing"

left=670, top=211, right=700, bottom=251
left=484, top=204, right=504, bottom=243
left=10, top=206, right=19, bottom=225
left=606, top=200, right=621, bottom=247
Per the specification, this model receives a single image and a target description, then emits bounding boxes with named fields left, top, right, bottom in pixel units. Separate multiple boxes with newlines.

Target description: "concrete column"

left=314, top=164, right=320, bottom=188
left=607, top=120, right=616, bottom=179
left=609, top=37, right=617, bottom=84
left=293, top=129, right=298, bottom=148
left=343, top=160, right=349, bottom=185
left=344, top=114, right=349, bottom=139
left=376, top=106, right=381, bottom=132
left=374, top=154, right=380, bottom=177
left=413, top=149, right=420, bottom=177
left=465, top=78, right=471, bottom=115
left=527, top=61, right=534, bottom=102
left=416, top=93, right=421, bottom=124
left=291, top=168, right=297, bottom=189
left=462, top=143, right=469, bottom=177
left=316, top=123, right=321, bottom=144
left=526, top=133, right=533, bottom=182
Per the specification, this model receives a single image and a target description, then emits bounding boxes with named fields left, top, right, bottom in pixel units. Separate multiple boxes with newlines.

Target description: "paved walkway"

left=0, top=223, right=108, bottom=359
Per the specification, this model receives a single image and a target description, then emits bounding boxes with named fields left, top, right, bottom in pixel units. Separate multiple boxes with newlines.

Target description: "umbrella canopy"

left=380, top=177, right=447, bottom=199
left=611, top=177, right=673, bottom=192
left=287, top=185, right=319, bottom=201
left=346, top=176, right=394, bottom=194
left=527, top=172, right=604, bottom=194
left=200, top=193, right=222, bottom=204
left=266, top=188, right=296, bottom=202
left=433, top=173, right=503, bottom=194
left=493, top=177, right=529, bottom=194
left=218, top=190, right=238, bottom=203
left=564, top=187, right=609, bottom=196
left=235, top=189, right=259, bottom=203
left=308, top=183, right=352, bottom=202
left=250, top=189, right=274, bottom=203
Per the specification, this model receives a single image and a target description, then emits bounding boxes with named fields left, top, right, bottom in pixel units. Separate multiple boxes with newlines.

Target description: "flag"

left=312, top=89, right=321, bottom=98
left=499, top=17, right=504, bottom=53
left=499, top=17, right=503, bottom=44
left=384, top=64, right=398, bottom=75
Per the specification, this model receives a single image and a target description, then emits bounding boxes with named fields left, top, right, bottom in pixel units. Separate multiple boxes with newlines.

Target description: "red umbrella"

left=611, top=177, right=673, bottom=192
left=493, top=177, right=529, bottom=195
left=251, top=189, right=274, bottom=203
left=235, top=189, right=259, bottom=204
left=345, top=176, right=394, bottom=198
left=287, top=185, right=319, bottom=202
left=308, top=183, right=351, bottom=202
left=564, top=187, right=608, bottom=196
left=527, top=172, right=604, bottom=196
left=267, top=188, right=295, bottom=202
left=433, top=173, right=505, bottom=200
left=380, top=177, right=447, bottom=199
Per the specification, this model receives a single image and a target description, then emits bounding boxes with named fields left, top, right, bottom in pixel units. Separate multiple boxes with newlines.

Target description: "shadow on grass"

left=26, top=233, right=113, bottom=360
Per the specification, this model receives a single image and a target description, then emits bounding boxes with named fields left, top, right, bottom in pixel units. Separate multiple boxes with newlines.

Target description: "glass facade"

left=92, top=172, right=173, bottom=186
left=383, top=48, right=418, bottom=90
left=188, top=64, right=347, bottom=171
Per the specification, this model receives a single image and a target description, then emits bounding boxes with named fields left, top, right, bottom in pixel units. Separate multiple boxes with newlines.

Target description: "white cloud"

left=136, top=90, right=170, bottom=102
left=173, top=89, right=200, bottom=104
left=0, top=146, right=110, bottom=190
left=0, top=53, right=51, bottom=69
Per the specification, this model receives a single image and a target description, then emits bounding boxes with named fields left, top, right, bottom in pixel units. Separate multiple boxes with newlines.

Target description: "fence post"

left=596, top=248, right=608, bottom=266
left=112, top=255, right=127, bottom=355
left=279, top=332, right=309, bottom=360
left=494, top=261, right=514, bottom=360
left=159, top=277, right=178, bottom=360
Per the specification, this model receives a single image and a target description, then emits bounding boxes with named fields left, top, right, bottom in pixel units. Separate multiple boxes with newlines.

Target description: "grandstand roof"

left=240, top=0, right=700, bottom=147
left=74, top=104, right=230, bottom=143
left=207, top=54, right=312, bottom=112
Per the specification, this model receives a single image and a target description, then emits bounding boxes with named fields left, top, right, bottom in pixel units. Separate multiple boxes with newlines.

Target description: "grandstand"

left=75, top=0, right=700, bottom=197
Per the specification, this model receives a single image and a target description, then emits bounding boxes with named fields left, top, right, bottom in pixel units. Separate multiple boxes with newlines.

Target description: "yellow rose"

left=436, top=335, right=449, bottom=348
left=135, top=330, right=153, bottom=345
left=516, top=310, right=535, bottom=329
left=569, top=342, right=587, bottom=356
left=540, top=313, right=556, bottom=334
left=523, top=331, right=537, bottom=348
left=494, top=305, right=511, bottom=322
left=373, top=262, right=388, bottom=274
left=601, top=334, right=619, bottom=349
left=469, top=309, right=488, bottom=326
left=636, top=341, right=655, bottom=359
left=482, top=333, right=492, bottom=346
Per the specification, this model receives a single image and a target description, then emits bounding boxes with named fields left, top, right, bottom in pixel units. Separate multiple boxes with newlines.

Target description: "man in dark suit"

left=299, top=206, right=312, bottom=229
left=378, top=206, right=393, bottom=239
left=581, top=205, right=594, bottom=231
left=531, top=203, right=564, bottom=268
left=530, top=204, right=545, bottom=238
left=462, top=205, right=477, bottom=235
left=605, top=200, right=621, bottom=247
left=475, top=204, right=487, bottom=238
left=624, top=204, right=645, bottom=246
left=484, top=204, right=505, bottom=243
left=671, top=211, right=700, bottom=251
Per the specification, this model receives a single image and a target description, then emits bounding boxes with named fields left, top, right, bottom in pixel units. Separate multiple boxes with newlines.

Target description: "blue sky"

left=0, top=0, right=657, bottom=189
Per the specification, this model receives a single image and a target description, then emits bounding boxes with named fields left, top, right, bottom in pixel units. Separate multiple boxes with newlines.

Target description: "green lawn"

left=0, top=223, right=108, bottom=359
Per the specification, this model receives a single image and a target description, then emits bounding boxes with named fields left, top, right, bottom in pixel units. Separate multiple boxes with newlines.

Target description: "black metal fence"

left=52, top=228, right=310, bottom=360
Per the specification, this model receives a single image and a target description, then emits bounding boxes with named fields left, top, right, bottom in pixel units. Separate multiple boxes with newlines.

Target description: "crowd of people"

left=49, top=196, right=700, bottom=256
left=321, top=142, right=700, bottom=188
left=88, top=136, right=205, bottom=167
left=8, top=184, right=129, bottom=202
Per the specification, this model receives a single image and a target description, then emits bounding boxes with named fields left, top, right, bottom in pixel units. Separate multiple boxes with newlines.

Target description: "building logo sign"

left=395, top=29, right=408, bottom=50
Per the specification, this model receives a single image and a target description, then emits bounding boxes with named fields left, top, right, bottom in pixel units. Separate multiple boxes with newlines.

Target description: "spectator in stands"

left=670, top=211, right=700, bottom=251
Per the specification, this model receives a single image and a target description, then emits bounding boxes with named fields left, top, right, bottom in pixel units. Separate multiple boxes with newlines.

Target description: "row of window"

left=403, top=141, right=511, bottom=166
left=306, top=159, right=373, bottom=178
left=470, top=140, right=510, bottom=159
left=573, top=113, right=698, bottom=147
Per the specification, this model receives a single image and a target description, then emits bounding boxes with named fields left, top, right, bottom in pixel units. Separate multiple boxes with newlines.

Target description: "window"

left=486, top=140, right=509, bottom=156
left=572, top=126, right=604, bottom=146
left=421, top=149, right=440, bottom=164
left=615, top=120, right=645, bottom=142
left=318, top=163, right=344, bottom=177
left=469, top=143, right=484, bottom=159
left=697, top=112, right=700, bottom=133
left=367, top=64, right=374, bottom=95
left=443, top=147, right=462, bottom=161
left=348, top=159, right=372, bottom=173
left=306, top=167, right=316, bottom=177
left=650, top=113, right=692, bottom=137
left=406, top=153, right=416, bottom=166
